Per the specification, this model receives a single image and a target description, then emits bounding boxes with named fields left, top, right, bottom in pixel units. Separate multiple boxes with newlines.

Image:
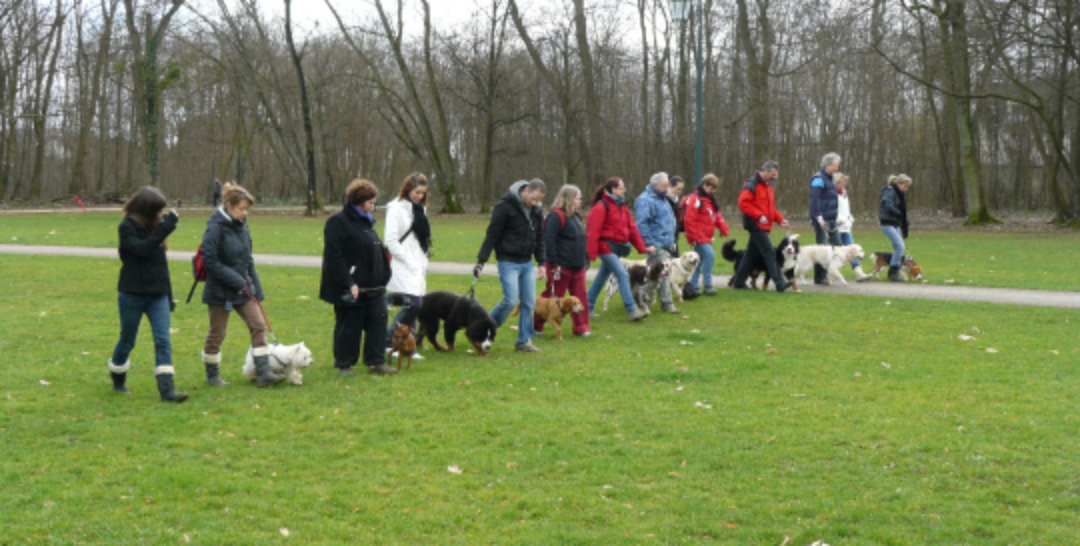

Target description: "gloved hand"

left=160, top=209, right=179, bottom=232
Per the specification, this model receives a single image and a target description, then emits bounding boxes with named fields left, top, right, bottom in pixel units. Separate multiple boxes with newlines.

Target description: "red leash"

left=243, top=287, right=278, bottom=343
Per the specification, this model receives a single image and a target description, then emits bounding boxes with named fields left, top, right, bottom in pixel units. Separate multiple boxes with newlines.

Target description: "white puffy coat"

left=385, top=197, right=428, bottom=296
left=836, top=190, right=855, bottom=233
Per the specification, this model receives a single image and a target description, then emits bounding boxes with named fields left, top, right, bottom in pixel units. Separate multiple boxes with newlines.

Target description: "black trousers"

left=812, top=220, right=842, bottom=283
left=732, top=230, right=784, bottom=287
left=333, top=293, right=388, bottom=369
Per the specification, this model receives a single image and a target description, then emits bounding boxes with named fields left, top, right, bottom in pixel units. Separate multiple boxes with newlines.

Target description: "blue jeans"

left=689, top=243, right=716, bottom=289
left=112, top=292, right=172, bottom=367
left=880, top=225, right=905, bottom=266
left=488, top=261, right=536, bottom=345
left=840, top=232, right=861, bottom=267
left=587, top=253, right=635, bottom=313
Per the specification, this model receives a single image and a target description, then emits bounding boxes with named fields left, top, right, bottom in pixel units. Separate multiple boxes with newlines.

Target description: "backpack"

left=547, top=209, right=566, bottom=230
left=185, top=243, right=207, bottom=303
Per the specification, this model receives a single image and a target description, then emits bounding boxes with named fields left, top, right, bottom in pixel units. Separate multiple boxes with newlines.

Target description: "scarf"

left=605, top=190, right=624, bottom=204
left=410, top=200, right=432, bottom=254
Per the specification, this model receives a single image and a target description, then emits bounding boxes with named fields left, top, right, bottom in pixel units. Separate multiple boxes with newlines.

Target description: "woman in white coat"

left=385, top=173, right=432, bottom=357
left=836, top=173, right=871, bottom=282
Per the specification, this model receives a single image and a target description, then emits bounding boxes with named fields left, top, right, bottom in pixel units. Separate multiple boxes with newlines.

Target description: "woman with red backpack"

left=681, top=174, right=730, bottom=295
left=535, top=184, right=591, bottom=337
left=585, top=177, right=653, bottom=322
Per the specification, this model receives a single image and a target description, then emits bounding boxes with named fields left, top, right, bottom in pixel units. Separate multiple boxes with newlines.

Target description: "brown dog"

left=515, top=295, right=584, bottom=340
left=391, top=323, right=417, bottom=371
left=868, top=252, right=923, bottom=280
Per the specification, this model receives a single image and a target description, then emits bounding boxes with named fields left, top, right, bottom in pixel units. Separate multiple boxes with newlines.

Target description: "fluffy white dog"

left=666, top=251, right=700, bottom=301
left=793, top=244, right=864, bottom=286
left=242, top=342, right=313, bottom=386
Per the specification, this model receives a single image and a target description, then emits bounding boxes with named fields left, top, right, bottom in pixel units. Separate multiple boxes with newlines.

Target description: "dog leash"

left=243, top=287, right=279, bottom=344
left=463, top=276, right=480, bottom=300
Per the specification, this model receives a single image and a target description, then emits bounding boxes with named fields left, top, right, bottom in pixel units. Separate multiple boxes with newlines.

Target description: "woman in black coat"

left=878, top=174, right=913, bottom=282
left=110, top=187, right=187, bottom=402
left=320, top=179, right=395, bottom=375
left=199, top=183, right=282, bottom=387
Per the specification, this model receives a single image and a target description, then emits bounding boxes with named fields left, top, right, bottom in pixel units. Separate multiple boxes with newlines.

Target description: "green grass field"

left=2, top=211, right=1079, bottom=291
left=1, top=253, right=1079, bottom=543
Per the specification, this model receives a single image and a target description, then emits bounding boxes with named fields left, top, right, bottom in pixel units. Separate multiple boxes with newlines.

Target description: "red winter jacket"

left=738, top=174, right=786, bottom=232
left=586, top=193, right=647, bottom=261
left=681, top=191, right=729, bottom=245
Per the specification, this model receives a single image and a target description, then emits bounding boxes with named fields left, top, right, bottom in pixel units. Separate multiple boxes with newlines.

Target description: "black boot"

left=887, top=265, right=903, bottom=282
left=203, top=352, right=229, bottom=386
left=155, top=368, right=189, bottom=403
left=109, top=359, right=130, bottom=395
left=252, top=347, right=285, bottom=387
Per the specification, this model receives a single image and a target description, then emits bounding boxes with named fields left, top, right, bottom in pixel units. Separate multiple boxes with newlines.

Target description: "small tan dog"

left=513, top=295, right=584, bottom=340
left=391, top=324, right=417, bottom=371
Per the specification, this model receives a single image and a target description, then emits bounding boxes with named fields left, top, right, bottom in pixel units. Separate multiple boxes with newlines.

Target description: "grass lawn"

left=1, top=254, right=1079, bottom=543
left=2, top=211, right=1079, bottom=291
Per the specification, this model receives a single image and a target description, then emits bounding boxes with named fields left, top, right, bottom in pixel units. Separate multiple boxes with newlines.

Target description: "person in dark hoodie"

left=878, top=174, right=913, bottom=282
left=109, top=186, right=187, bottom=402
left=809, top=152, right=842, bottom=285
left=475, top=178, right=547, bottom=353
left=320, top=179, right=395, bottom=375
left=535, top=184, right=591, bottom=337
left=199, top=183, right=283, bottom=387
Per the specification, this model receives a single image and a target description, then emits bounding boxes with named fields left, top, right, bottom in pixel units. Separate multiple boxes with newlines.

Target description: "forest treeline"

left=1, top=0, right=1078, bottom=224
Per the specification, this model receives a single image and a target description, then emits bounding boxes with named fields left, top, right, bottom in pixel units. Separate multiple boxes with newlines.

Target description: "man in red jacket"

left=731, top=161, right=792, bottom=292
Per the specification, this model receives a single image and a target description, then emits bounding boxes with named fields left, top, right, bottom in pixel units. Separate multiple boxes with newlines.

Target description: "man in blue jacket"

left=635, top=172, right=680, bottom=314
left=809, top=152, right=842, bottom=285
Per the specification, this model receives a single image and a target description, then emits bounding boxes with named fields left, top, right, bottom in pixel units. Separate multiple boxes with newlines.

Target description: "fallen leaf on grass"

left=722, top=522, right=738, bottom=529
left=183, top=534, right=190, bottom=543
left=854, top=372, right=862, bottom=377
left=506, top=462, right=519, bottom=469
left=957, top=334, right=975, bottom=341
left=81, top=351, right=90, bottom=355
left=43, top=501, right=56, bottom=508
left=679, top=340, right=693, bottom=345
left=39, top=380, right=50, bottom=386
left=677, top=366, right=689, bottom=372
left=690, top=329, right=701, bottom=334
left=279, top=527, right=290, bottom=537
left=986, top=348, right=998, bottom=353
left=510, top=326, right=519, bottom=330
left=694, top=401, right=712, bottom=409
left=169, top=328, right=180, bottom=334
left=880, top=362, right=891, bottom=369
left=458, top=380, right=471, bottom=386
left=375, top=487, right=392, bottom=494
left=884, top=301, right=891, bottom=306
left=790, top=393, right=806, bottom=397
left=447, top=465, right=463, bottom=474
left=1050, top=350, right=1059, bottom=355
left=768, top=348, right=777, bottom=354
left=48, top=230, right=56, bottom=235
left=945, top=279, right=955, bottom=283
left=605, top=335, right=613, bottom=339
left=675, top=386, right=684, bottom=391
left=296, top=296, right=310, bottom=300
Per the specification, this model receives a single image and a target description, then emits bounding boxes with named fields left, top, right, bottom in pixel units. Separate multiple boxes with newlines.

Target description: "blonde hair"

left=835, top=172, right=849, bottom=185
left=551, top=184, right=582, bottom=215
left=221, top=183, right=254, bottom=207
left=889, top=174, right=912, bottom=187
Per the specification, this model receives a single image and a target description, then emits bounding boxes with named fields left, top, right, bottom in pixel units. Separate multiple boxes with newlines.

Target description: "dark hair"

left=397, top=172, right=429, bottom=206
left=346, top=179, right=379, bottom=205
left=591, top=176, right=624, bottom=204
left=527, top=178, right=547, bottom=194
left=670, top=175, right=685, bottom=189
left=761, top=160, right=780, bottom=172
left=123, top=186, right=167, bottom=231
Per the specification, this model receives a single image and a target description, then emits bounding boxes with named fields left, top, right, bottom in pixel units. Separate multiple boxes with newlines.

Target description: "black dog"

left=406, top=291, right=497, bottom=356
left=721, top=235, right=801, bottom=291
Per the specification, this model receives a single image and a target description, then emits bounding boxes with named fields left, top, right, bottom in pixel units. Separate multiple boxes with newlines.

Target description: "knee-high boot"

left=252, top=346, right=285, bottom=387
left=155, top=366, right=189, bottom=403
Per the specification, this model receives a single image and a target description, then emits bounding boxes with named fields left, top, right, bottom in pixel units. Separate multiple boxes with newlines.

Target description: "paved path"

left=3, top=244, right=1079, bottom=309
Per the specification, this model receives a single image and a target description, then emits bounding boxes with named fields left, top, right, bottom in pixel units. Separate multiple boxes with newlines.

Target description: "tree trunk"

left=735, top=0, right=772, bottom=160
left=71, top=0, right=118, bottom=197
left=284, top=0, right=319, bottom=215
left=572, top=0, right=603, bottom=187
left=26, top=4, right=65, bottom=200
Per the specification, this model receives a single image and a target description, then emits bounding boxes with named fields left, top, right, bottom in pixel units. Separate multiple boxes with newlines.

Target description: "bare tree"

left=284, top=0, right=319, bottom=215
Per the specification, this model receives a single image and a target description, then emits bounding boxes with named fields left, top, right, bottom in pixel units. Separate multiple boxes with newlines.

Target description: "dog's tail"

left=387, top=293, right=408, bottom=307
left=510, top=302, right=521, bottom=317
left=721, top=239, right=740, bottom=263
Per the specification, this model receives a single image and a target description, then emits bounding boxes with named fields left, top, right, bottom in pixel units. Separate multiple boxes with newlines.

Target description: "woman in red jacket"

left=585, top=177, right=653, bottom=322
left=681, top=173, right=730, bottom=295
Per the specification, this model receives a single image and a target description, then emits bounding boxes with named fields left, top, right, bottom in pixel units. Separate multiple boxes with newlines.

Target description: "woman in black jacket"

left=535, top=184, right=591, bottom=337
left=320, top=179, right=395, bottom=375
left=878, top=174, right=913, bottom=282
left=109, top=187, right=187, bottom=402
left=199, top=183, right=282, bottom=387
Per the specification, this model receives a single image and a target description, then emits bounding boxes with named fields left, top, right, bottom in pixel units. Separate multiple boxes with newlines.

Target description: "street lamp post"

left=671, top=0, right=704, bottom=187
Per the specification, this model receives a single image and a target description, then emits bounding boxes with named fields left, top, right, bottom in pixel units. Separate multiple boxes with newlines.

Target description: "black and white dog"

left=722, top=234, right=801, bottom=290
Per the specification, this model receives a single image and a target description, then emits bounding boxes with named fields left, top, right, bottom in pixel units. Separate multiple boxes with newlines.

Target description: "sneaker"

left=703, top=287, right=718, bottom=295
left=589, top=312, right=601, bottom=318
left=662, top=306, right=681, bottom=314
left=368, top=364, right=398, bottom=375
left=731, top=282, right=750, bottom=290
left=775, top=280, right=792, bottom=293
left=338, top=367, right=356, bottom=376
left=628, top=307, right=647, bottom=322
left=389, top=350, right=400, bottom=358
left=515, top=340, right=541, bottom=353
left=411, top=351, right=425, bottom=360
